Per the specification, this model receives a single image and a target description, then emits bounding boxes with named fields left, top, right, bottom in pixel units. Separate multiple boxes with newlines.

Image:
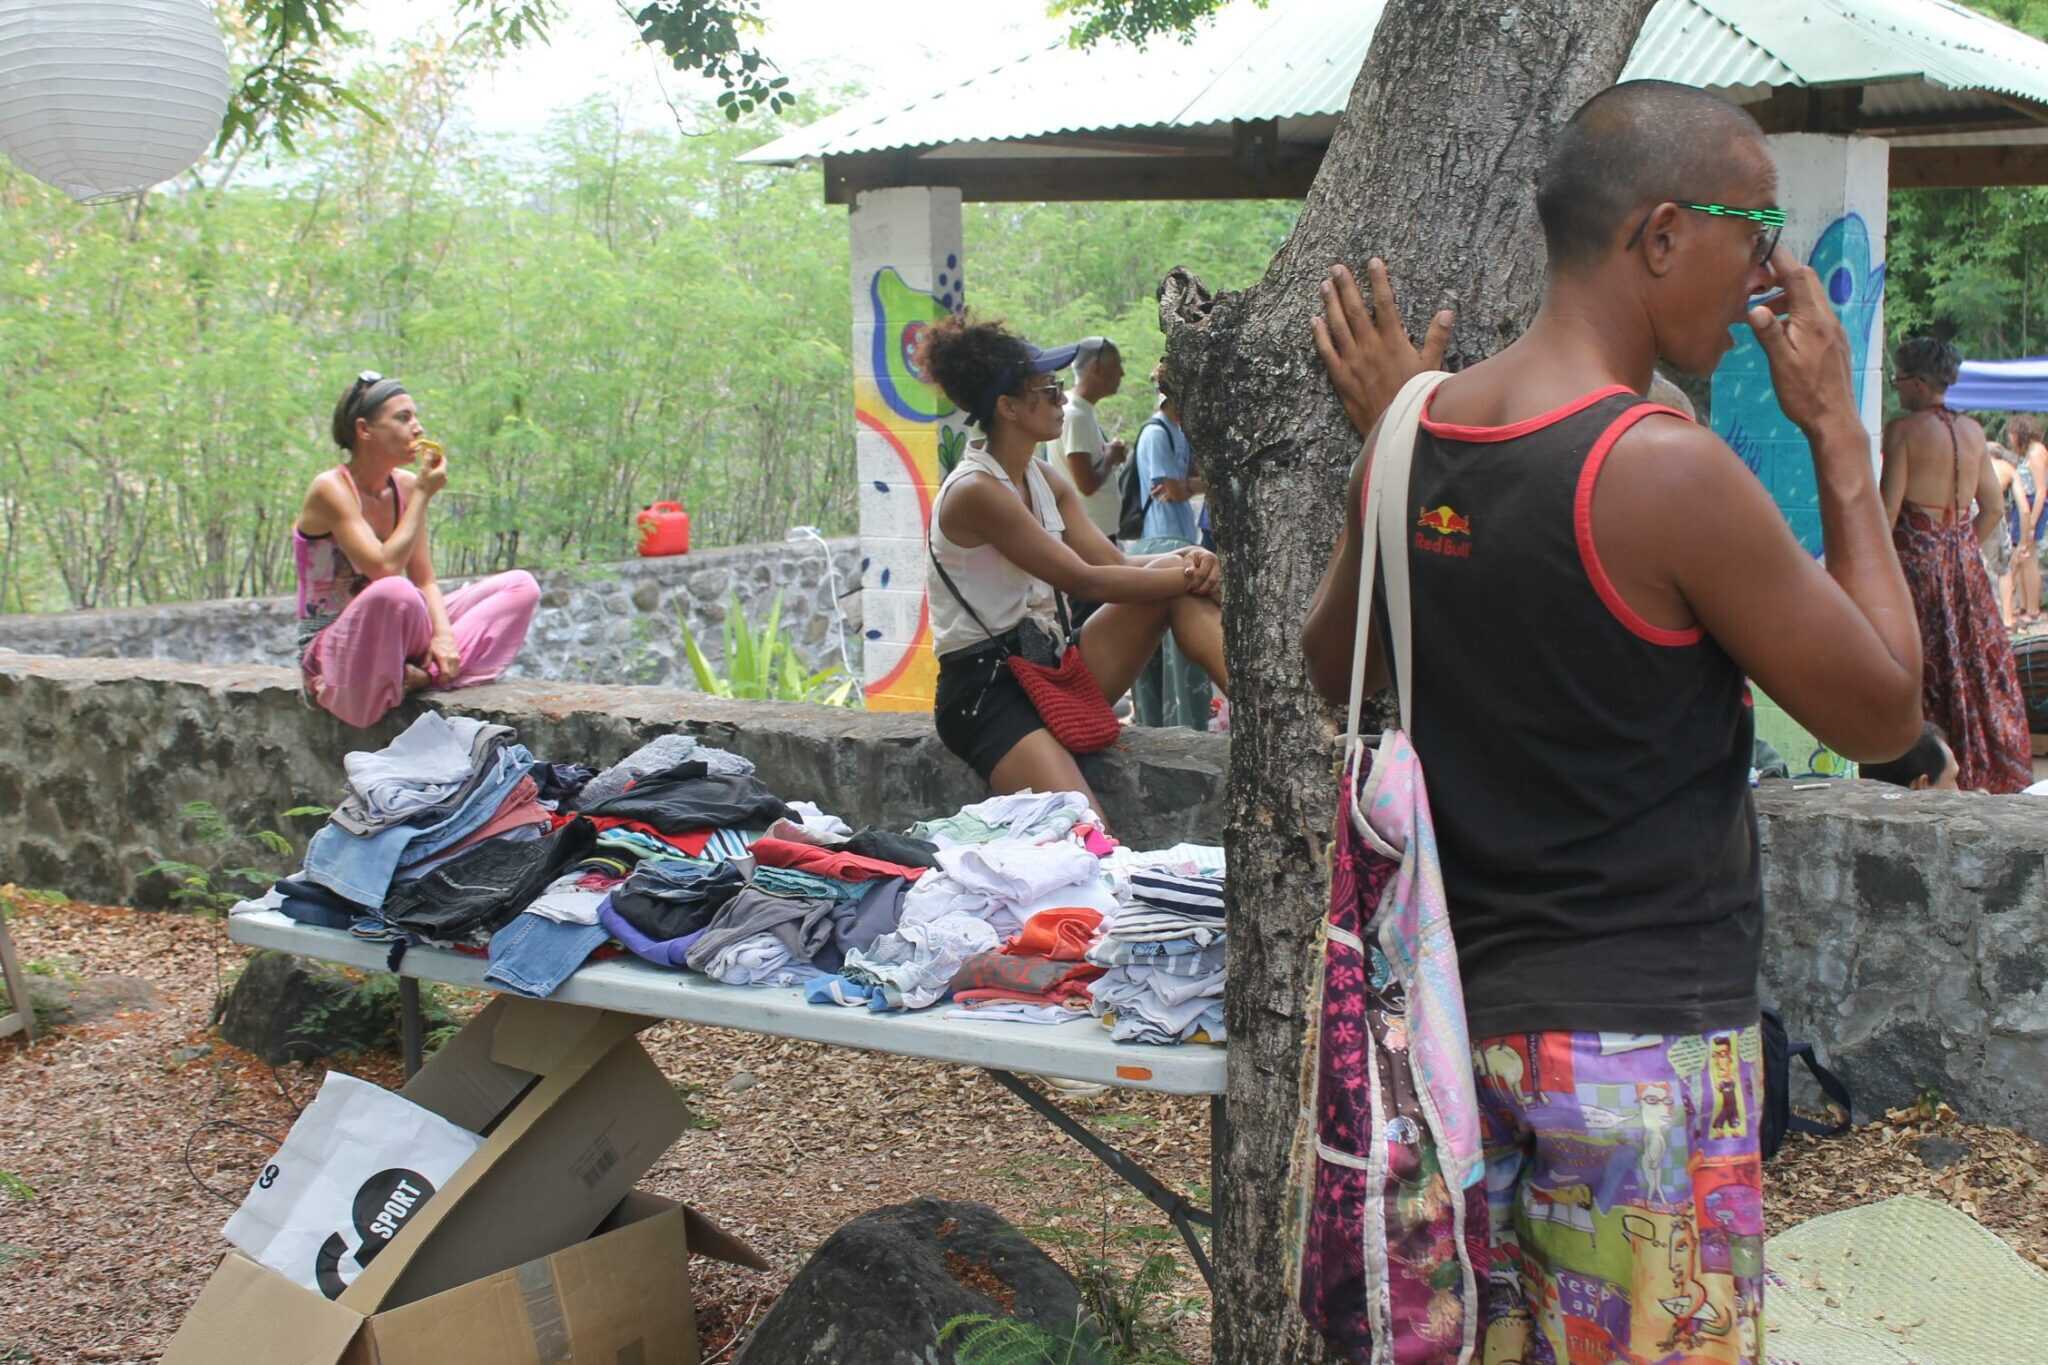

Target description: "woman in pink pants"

left=293, top=372, right=540, bottom=728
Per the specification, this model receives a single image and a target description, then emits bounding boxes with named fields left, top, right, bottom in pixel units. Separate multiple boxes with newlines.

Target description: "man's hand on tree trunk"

left=1312, top=259, right=1455, bottom=438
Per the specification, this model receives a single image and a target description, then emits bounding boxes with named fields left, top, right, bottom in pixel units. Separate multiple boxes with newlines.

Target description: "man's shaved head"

left=1536, top=80, right=1769, bottom=270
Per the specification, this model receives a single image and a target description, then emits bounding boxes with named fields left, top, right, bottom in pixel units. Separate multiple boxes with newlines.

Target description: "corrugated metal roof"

left=742, top=0, right=1381, bottom=163
left=746, top=0, right=2048, bottom=166
left=1621, top=0, right=2048, bottom=102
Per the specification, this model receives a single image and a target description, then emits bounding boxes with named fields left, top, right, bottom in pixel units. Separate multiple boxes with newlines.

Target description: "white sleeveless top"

left=929, top=445, right=1065, bottom=658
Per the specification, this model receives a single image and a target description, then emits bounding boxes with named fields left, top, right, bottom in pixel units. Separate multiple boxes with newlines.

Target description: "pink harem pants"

left=302, top=571, right=540, bottom=728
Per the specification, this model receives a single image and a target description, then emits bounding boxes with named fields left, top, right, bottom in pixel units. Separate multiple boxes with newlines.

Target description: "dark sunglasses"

left=1627, top=201, right=1787, bottom=267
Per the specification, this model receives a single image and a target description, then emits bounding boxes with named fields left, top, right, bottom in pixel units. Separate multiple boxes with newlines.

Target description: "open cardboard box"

left=165, top=996, right=768, bottom=1365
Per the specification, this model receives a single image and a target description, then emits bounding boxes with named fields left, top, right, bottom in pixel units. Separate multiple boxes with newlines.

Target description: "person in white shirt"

left=1052, top=337, right=1129, bottom=543
left=919, top=316, right=1228, bottom=813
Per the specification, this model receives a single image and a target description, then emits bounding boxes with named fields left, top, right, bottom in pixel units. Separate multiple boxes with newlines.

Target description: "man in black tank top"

left=1302, top=82, right=1922, bottom=1365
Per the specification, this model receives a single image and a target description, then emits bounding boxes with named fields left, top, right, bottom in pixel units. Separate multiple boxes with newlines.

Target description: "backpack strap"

left=1786, top=1041, right=1854, bottom=1137
left=1132, top=413, right=1171, bottom=527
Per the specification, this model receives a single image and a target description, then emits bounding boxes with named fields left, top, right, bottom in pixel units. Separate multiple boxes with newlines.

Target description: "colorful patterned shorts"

left=1471, top=1025, right=1765, bottom=1364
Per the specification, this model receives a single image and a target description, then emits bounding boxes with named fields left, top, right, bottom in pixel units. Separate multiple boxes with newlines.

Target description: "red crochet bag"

left=928, top=549, right=1121, bottom=753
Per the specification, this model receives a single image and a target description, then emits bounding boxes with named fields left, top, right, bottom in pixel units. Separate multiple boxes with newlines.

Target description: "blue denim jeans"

left=484, top=909, right=609, bottom=998
left=303, top=743, right=535, bottom=907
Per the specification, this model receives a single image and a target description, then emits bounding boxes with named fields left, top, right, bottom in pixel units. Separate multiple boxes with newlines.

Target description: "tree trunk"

left=1164, top=3, right=1658, bottom=1359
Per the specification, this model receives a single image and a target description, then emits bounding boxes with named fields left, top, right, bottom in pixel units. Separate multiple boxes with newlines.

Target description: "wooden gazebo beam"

left=1892, top=144, right=2048, bottom=188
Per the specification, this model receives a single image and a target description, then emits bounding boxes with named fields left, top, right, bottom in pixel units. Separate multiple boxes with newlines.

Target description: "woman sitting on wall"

left=918, top=317, right=1229, bottom=815
left=293, top=372, right=540, bottom=728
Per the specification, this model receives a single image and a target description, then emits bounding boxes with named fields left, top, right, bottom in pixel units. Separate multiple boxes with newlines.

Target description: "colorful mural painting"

left=850, top=188, right=969, bottom=713
left=1705, top=135, right=1888, bottom=775
left=1711, top=211, right=1886, bottom=557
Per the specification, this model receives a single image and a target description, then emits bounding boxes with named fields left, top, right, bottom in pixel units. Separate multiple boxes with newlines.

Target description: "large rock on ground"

left=735, top=1198, right=1100, bottom=1365
left=216, top=949, right=395, bottom=1063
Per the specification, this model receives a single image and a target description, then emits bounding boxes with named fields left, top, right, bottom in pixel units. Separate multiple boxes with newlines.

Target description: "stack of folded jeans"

left=1087, top=871, right=1227, bottom=1044
left=380, top=818, right=597, bottom=945
left=301, top=718, right=541, bottom=911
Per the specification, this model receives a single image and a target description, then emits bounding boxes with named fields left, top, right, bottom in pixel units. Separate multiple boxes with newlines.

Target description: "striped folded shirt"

left=1129, top=870, right=1225, bottom=917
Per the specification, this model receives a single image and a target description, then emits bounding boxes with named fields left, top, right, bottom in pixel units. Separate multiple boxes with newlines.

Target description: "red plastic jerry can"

left=637, top=500, right=691, bottom=557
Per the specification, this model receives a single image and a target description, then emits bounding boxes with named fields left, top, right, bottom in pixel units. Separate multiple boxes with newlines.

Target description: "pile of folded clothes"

left=943, top=906, right=1105, bottom=1025
left=289, top=714, right=552, bottom=926
left=1087, top=864, right=1227, bottom=1045
left=240, top=719, right=1232, bottom=1046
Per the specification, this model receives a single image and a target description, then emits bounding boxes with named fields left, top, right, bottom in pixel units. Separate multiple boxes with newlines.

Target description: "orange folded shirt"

left=1007, top=906, right=1104, bottom=961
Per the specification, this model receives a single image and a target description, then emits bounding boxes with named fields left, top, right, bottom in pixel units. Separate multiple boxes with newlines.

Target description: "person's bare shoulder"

left=1889, top=408, right=1946, bottom=446
left=298, top=466, right=348, bottom=527
left=1596, top=411, right=1767, bottom=565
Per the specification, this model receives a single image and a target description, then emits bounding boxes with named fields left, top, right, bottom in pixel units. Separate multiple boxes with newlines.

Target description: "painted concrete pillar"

left=849, top=186, right=969, bottom=712
left=1711, top=133, right=1890, bottom=551
left=1710, top=132, right=1889, bottom=772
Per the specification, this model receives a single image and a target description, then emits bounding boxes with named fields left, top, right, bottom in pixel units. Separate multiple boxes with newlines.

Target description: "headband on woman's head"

left=333, top=371, right=410, bottom=449
left=353, top=377, right=408, bottom=423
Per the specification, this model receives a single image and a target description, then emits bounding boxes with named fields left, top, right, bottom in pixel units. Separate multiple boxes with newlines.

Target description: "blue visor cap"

left=1025, top=341, right=1081, bottom=374
left=968, top=341, right=1082, bottom=428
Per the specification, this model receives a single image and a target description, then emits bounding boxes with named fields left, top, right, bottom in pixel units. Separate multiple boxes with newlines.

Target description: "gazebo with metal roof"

left=746, top=0, right=2048, bottom=196
left=760, top=0, right=2048, bottom=719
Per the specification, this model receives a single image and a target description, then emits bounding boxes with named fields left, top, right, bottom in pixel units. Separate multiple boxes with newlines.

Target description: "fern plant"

left=678, top=590, right=859, bottom=707
left=938, top=1310, right=1107, bottom=1365
left=142, top=801, right=326, bottom=918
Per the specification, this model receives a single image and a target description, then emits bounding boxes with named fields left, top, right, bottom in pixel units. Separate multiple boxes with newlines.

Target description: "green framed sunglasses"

left=1628, top=200, right=1786, bottom=265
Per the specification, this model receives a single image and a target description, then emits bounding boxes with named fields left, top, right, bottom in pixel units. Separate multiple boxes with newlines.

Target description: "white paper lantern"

left=0, top=0, right=231, bottom=204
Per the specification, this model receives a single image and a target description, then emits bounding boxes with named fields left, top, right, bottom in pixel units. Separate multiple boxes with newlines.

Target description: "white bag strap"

left=1345, top=370, right=1451, bottom=748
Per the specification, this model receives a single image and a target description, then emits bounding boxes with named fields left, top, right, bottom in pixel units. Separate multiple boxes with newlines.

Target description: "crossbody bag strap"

left=927, top=465, right=1074, bottom=652
left=927, top=475, right=1007, bottom=652
left=1346, top=370, right=1450, bottom=748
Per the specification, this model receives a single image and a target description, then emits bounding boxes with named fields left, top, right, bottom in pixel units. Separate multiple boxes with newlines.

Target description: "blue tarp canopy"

left=1946, top=357, right=2048, bottom=413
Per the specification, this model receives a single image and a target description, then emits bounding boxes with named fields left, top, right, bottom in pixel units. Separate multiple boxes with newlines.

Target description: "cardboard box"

left=170, top=1192, right=766, bottom=1365
left=165, top=998, right=766, bottom=1364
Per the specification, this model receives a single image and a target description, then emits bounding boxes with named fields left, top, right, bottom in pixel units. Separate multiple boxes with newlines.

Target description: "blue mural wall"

left=1711, top=213, right=1887, bottom=556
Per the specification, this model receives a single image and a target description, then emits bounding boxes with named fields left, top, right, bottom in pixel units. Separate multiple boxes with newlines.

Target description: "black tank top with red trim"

left=1380, top=383, right=1760, bottom=1038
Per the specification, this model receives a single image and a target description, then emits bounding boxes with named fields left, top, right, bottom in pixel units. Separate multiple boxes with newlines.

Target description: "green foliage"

left=294, top=973, right=467, bottom=1058
left=629, top=2, right=793, bottom=122
left=220, top=2, right=788, bottom=153
left=0, top=1170, right=33, bottom=1202
left=0, top=22, right=1292, bottom=615
left=1071, top=1252, right=1194, bottom=1364
left=964, top=197, right=1295, bottom=442
left=1887, top=184, right=2048, bottom=401
left=939, top=1253, right=1191, bottom=1365
left=141, top=802, right=308, bottom=918
left=678, top=592, right=859, bottom=705
left=1053, top=0, right=1249, bottom=49
left=940, top=1312, right=1106, bottom=1365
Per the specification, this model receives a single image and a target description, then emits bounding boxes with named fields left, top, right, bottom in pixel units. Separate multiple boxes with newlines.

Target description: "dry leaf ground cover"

left=3, top=890, right=2045, bottom=1362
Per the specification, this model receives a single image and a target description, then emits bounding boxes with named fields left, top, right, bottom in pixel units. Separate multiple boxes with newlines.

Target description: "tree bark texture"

left=1164, top=4, right=1658, bottom=1359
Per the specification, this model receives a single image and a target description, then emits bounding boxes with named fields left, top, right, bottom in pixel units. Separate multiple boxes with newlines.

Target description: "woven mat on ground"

left=1766, top=1195, right=2048, bottom=1364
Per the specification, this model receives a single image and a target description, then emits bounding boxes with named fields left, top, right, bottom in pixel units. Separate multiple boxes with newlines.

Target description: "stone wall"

left=1758, top=783, right=2048, bottom=1134
left=0, top=656, right=1226, bottom=909
left=0, top=539, right=864, bottom=691
left=3, top=654, right=2044, bottom=1135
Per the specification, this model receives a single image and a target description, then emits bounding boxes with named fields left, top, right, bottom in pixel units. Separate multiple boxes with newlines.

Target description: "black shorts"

left=934, top=644, right=1047, bottom=780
